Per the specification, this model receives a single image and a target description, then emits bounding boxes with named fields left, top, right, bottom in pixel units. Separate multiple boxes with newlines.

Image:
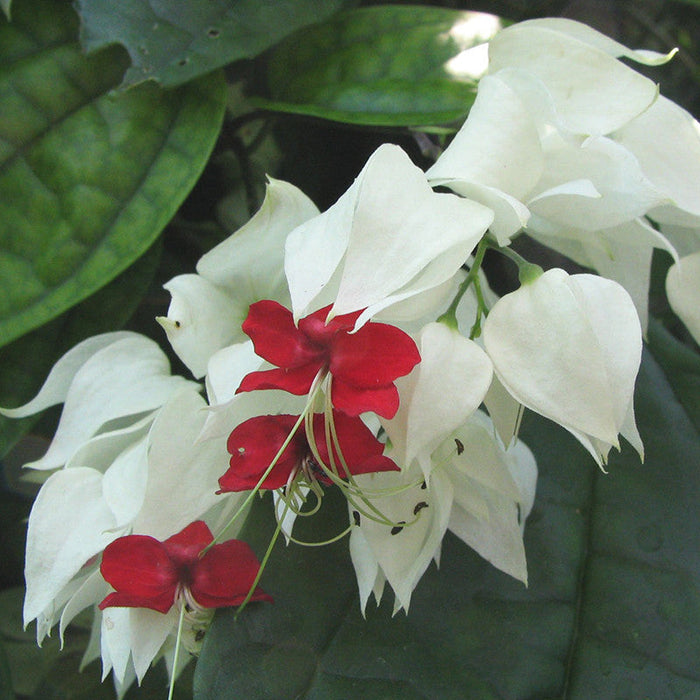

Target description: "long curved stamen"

left=204, top=368, right=327, bottom=553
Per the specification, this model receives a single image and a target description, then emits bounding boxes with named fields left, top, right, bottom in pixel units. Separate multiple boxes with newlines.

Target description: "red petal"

left=236, top=364, right=321, bottom=395
left=190, top=539, right=272, bottom=608
left=243, top=300, right=324, bottom=368
left=163, top=521, right=213, bottom=569
left=331, top=379, right=401, bottom=418
left=330, top=322, right=420, bottom=388
left=297, top=306, right=362, bottom=344
left=311, top=411, right=399, bottom=477
left=99, top=535, right=177, bottom=611
left=221, top=415, right=306, bottom=491
left=99, top=590, right=176, bottom=614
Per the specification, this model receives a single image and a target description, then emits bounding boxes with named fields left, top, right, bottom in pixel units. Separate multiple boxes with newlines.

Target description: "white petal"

left=59, top=570, right=107, bottom=643
left=65, top=414, right=154, bottom=472
left=198, top=387, right=304, bottom=443
left=0, top=332, right=133, bottom=418
left=483, top=374, right=523, bottom=449
left=666, top=251, right=700, bottom=345
left=514, top=18, right=675, bottom=65
left=204, top=340, right=262, bottom=407
left=657, top=221, right=700, bottom=257
left=483, top=269, right=635, bottom=446
left=351, top=468, right=453, bottom=612
left=101, top=607, right=133, bottom=683
left=616, top=96, right=700, bottom=219
left=285, top=180, right=357, bottom=320
left=427, top=73, right=543, bottom=200
left=505, top=437, right=538, bottom=522
left=128, top=607, right=179, bottom=683
left=198, top=177, right=318, bottom=299
left=443, top=412, right=521, bottom=505
left=102, top=435, right=149, bottom=529
left=567, top=274, right=642, bottom=431
left=24, top=468, right=119, bottom=624
left=348, top=526, right=382, bottom=614
left=530, top=136, right=668, bottom=231
left=287, top=144, right=493, bottom=321
left=158, top=274, right=244, bottom=379
left=24, top=335, right=197, bottom=471
left=132, top=388, right=229, bottom=540
left=449, top=493, right=528, bottom=583
left=382, top=323, right=493, bottom=478
left=488, top=23, right=658, bottom=135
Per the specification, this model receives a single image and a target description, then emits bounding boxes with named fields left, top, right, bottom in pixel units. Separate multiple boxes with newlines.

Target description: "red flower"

left=99, top=521, right=271, bottom=614
left=219, top=411, right=399, bottom=492
left=236, top=300, right=420, bottom=418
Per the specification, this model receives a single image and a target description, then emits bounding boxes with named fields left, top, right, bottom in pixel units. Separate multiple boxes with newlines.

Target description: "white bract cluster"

left=2, top=17, right=697, bottom=693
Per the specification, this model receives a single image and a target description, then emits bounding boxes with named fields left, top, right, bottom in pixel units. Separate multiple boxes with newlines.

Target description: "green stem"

left=494, top=245, right=543, bottom=285
left=167, top=603, right=187, bottom=700
left=437, top=237, right=489, bottom=329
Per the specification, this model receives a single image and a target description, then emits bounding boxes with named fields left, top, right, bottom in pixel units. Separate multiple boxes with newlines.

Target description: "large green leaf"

left=0, top=0, right=225, bottom=349
left=75, top=0, right=350, bottom=89
left=647, top=319, right=700, bottom=430
left=194, top=342, right=700, bottom=698
left=252, top=6, right=503, bottom=127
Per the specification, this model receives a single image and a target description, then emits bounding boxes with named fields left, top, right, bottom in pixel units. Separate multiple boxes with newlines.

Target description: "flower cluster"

left=3, top=16, right=698, bottom=694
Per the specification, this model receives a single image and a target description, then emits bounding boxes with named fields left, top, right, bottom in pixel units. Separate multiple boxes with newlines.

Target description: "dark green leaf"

left=0, top=242, right=161, bottom=459
left=0, top=639, right=15, bottom=700
left=194, top=347, right=700, bottom=698
left=0, top=0, right=225, bottom=348
left=253, top=6, right=503, bottom=127
left=75, top=0, right=350, bottom=89
left=647, top=319, right=700, bottom=430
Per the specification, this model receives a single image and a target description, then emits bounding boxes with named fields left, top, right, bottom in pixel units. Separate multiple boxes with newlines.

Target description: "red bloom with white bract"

left=236, top=300, right=421, bottom=419
left=99, top=521, right=271, bottom=614
left=220, top=411, right=399, bottom=492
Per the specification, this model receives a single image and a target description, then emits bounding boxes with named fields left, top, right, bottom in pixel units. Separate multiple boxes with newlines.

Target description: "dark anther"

left=516, top=503, right=522, bottom=525
left=178, top=58, right=188, bottom=66
left=195, top=630, right=205, bottom=642
left=420, top=480, right=427, bottom=490
left=413, top=501, right=428, bottom=515
left=455, top=438, right=464, bottom=455
left=174, top=320, right=181, bottom=328
left=352, top=510, right=361, bottom=527
left=390, top=521, right=406, bottom=535
left=207, top=28, right=220, bottom=38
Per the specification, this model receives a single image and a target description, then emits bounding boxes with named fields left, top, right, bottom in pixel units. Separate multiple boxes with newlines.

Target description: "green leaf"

left=74, top=0, right=350, bottom=89
left=0, top=639, right=15, bottom=700
left=194, top=347, right=700, bottom=698
left=0, top=0, right=226, bottom=349
left=0, top=242, right=161, bottom=460
left=647, top=319, right=700, bottom=430
left=252, top=6, right=503, bottom=127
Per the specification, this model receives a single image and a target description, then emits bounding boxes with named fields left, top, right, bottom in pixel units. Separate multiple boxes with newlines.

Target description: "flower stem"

left=167, top=603, right=187, bottom=700
left=437, top=237, right=489, bottom=329
left=494, top=245, right=543, bottom=285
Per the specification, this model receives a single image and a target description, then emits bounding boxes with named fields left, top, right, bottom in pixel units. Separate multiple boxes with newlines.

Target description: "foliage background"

left=0, top=0, right=698, bottom=697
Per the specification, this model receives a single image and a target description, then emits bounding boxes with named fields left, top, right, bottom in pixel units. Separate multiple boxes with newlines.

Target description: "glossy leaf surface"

left=0, top=0, right=225, bottom=348
left=253, top=6, right=503, bottom=126
left=75, top=0, right=349, bottom=88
